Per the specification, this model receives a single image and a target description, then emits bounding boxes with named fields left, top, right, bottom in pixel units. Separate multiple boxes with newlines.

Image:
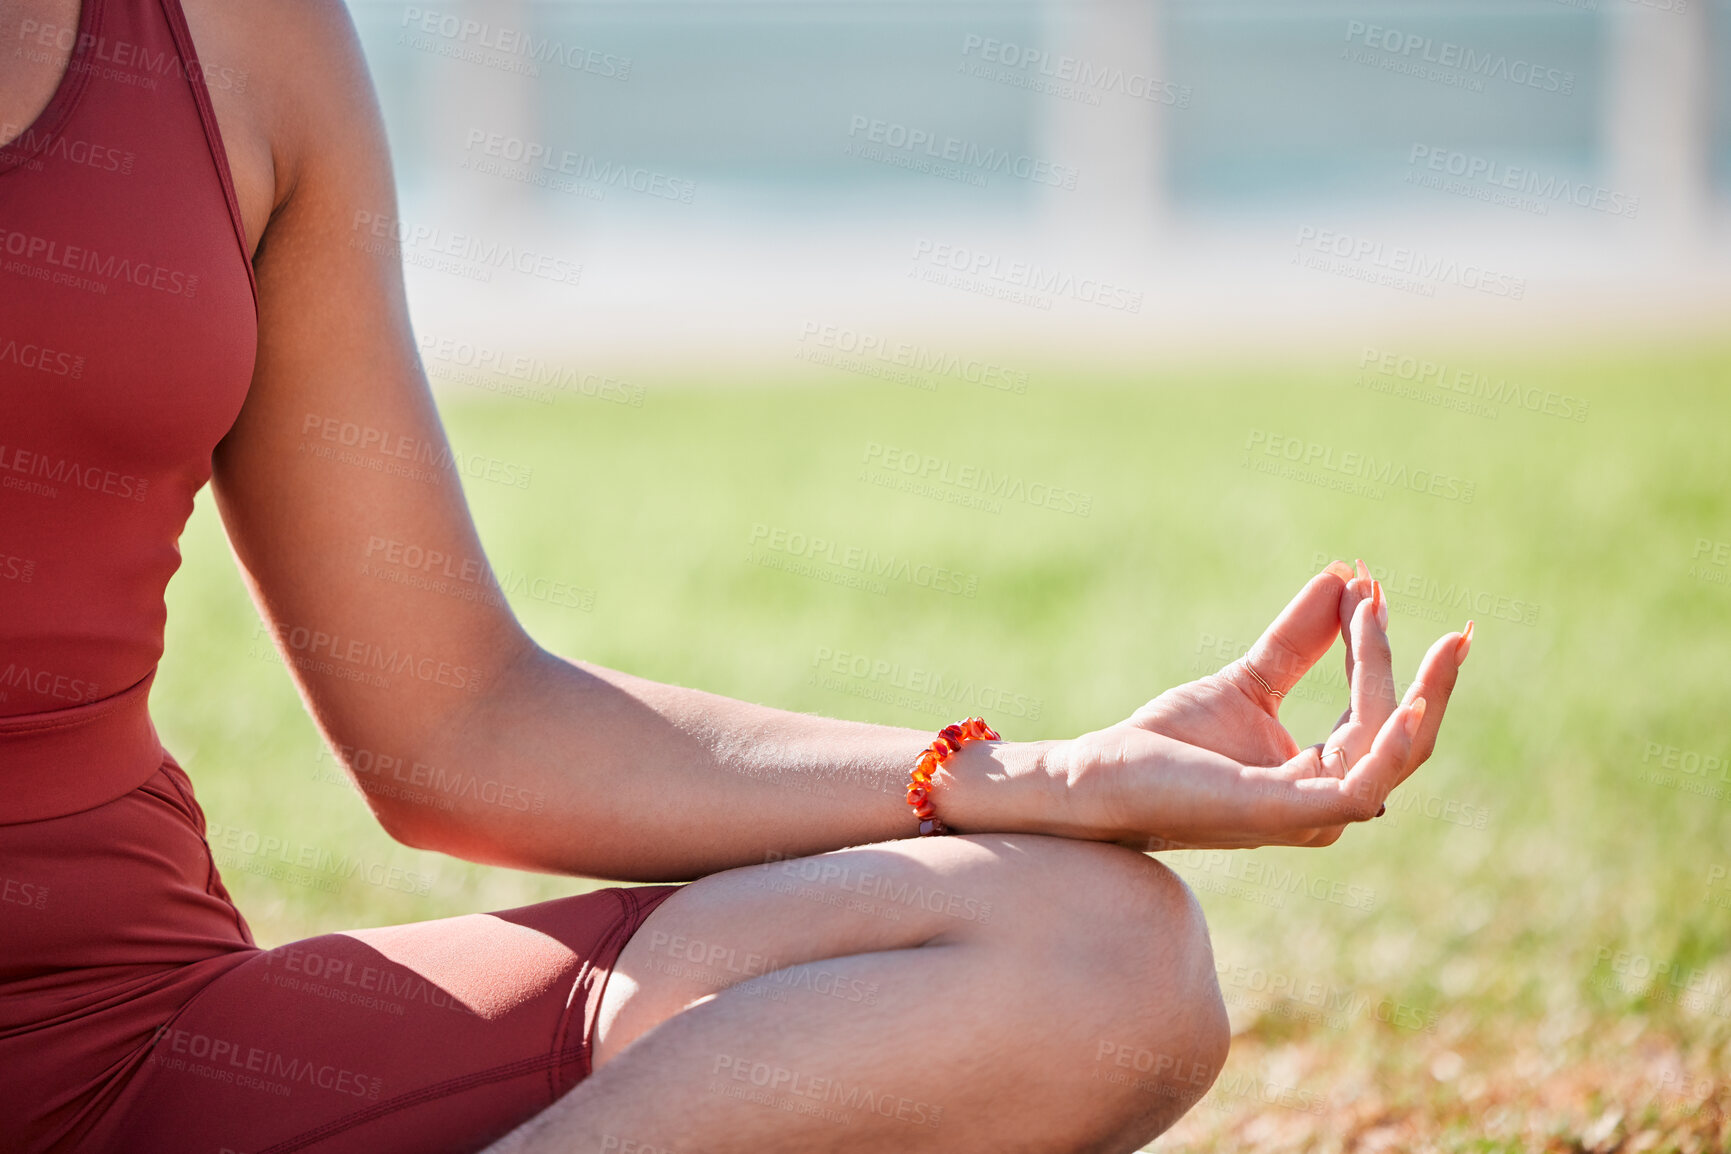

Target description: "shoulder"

left=177, top=0, right=390, bottom=256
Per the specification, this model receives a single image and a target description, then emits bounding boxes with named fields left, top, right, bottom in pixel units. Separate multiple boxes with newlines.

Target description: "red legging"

left=0, top=758, right=678, bottom=1153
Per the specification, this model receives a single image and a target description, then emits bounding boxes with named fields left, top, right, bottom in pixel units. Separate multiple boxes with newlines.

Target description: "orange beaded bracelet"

left=906, top=717, right=999, bottom=835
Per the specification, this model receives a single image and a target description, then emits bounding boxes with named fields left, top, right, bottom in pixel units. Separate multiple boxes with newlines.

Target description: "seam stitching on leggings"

left=71, top=947, right=266, bottom=1151
left=554, top=886, right=634, bottom=1098
left=254, top=1047, right=586, bottom=1154
left=159, top=758, right=249, bottom=940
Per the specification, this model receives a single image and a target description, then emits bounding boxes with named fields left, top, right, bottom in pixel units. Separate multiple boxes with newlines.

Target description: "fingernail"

left=1375, top=803, right=1387, bottom=818
left=1456, top=621, right=1474, bottom=665
left=1373, top=580, right=1389, bottom=630
left=1325, top=560, right=1355, bottom=582
left=1404, top=698, right=1427, bottom=736
left=1355, top=558, right=1369, bottom=582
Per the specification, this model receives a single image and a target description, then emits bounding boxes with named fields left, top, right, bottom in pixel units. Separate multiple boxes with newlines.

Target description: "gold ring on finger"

left=1239, top=659, right=1285, bottom=699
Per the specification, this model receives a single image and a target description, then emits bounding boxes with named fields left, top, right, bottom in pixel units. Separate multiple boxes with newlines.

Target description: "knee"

left=1082, top=852, right=1229, bottom=1137
left=1073, top=848, right=1228, bottom=1062
left=976, top=837, right=1230, bottom=1129
left=1111, top=860, right=1229, bottom=1139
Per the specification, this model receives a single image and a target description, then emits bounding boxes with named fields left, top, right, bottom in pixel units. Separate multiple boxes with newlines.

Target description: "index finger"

left=1394, top=623, right=1471, bottom=779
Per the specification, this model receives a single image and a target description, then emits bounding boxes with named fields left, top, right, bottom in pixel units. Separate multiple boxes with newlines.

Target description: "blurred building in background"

left=348, top=0, right=1731, bottom=371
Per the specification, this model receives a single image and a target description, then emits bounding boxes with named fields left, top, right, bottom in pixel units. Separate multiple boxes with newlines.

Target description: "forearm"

left=381, top=644, right=1076, bottom=880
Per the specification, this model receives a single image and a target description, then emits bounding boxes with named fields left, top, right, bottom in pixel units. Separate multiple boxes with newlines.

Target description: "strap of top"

left=155, top=0, right=258, bottom=309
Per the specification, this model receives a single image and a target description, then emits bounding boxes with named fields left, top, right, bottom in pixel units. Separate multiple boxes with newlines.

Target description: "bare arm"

left=209, top=0, right=1066, bottom=881
left=210, top=1, right=1463, bottom=884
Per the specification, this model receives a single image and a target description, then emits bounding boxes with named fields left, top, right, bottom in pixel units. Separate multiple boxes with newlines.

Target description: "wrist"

left=935, top=737, right=1080, bottom=838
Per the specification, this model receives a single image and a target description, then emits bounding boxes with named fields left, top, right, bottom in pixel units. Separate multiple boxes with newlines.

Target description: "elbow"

left=320, top=740, right=453, bottom=850
left=369, top=794, right=536, bottom=872
left=368, top=793, right=451, bottom=854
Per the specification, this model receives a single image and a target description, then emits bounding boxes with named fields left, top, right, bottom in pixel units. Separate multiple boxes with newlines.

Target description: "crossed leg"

left=488, top=834, right=1230, bottom=1154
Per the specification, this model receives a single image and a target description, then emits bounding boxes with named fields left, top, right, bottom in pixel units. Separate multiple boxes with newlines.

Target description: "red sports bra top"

left=0, top=0, right=257, bottom=822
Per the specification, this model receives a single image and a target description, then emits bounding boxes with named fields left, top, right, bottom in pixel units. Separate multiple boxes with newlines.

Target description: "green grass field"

left=154, top=342, right=1731, bottom=1152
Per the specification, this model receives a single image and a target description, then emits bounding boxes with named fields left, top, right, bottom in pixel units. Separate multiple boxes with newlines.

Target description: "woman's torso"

left=1, top=0, right=277, bottom=819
